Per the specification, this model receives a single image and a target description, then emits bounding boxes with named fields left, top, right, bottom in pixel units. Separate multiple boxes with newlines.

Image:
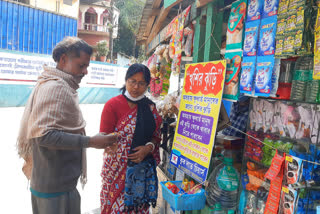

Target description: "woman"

left=100, top=64, right=162, bottom=214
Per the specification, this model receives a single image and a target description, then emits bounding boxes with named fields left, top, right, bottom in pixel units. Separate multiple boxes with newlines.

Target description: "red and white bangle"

left=146, top=142, right=155, bottom=152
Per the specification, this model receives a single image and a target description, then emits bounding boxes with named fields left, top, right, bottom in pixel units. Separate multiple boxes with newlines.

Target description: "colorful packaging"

left=262, top=0, right=280, bottom=18
left=244, top=20, right=260, bottom=56
left=223, top=51, right=242, bottom=101
left=315, top=33, right=320, bottom=56
left=285, top=155, right=303, bottom=185
left=276, top=16, right=286, bottom=36
left=296, top=6, right=304, bottom=28
left=294, top=29, right=303, bottom=50
left=275, top=36, right=285, bottom=57
left=283, top=33, right=295, bottom=55
left=313, top=54, right=320, bottom=79
left=255, top=56, right=275, bottom=97
left=286, top=11, right=297, bottom=33
left=315, top=8, right=320, bottom=32
left=288, top=0, right=304, bottom=11
left=226, top=0, right=247, bottom=50
left=270, top=58, right=281, bottom=97
left=247, top=0, right=264, bottom=21
left=258, top=16, right=277, bottom=56
left=279, top=186, right=298, bottom=214
left=278, top=0, right=289, bottom=15
left=240, top=56, right=256, bottom=95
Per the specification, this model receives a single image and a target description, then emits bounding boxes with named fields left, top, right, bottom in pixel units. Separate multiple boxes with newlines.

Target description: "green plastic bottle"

left=213, top=203, right=225, bottom=214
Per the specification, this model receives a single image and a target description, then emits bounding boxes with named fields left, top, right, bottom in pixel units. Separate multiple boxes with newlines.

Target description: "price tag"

left=286, top=156, right=293, bottom=162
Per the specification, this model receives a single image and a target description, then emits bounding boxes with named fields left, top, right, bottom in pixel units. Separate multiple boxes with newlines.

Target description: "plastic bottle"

left=291, top=56, right=313, bottom=101
left=212, top=203, right=226, bottom=214
left=227, top=210, right=235, bottom=214
left=206, top=157, right=240, bottom=210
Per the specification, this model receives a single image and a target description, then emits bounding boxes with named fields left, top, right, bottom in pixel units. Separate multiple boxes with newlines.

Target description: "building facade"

left=78, top=0, right=119, bottom=49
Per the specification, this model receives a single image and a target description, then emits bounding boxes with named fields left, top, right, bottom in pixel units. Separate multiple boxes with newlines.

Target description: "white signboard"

left=0, top=50, right=126, bottom=88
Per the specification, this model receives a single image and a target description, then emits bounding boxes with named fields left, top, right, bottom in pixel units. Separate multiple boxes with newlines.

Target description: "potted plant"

left=96, top=40, right=109, bottom=62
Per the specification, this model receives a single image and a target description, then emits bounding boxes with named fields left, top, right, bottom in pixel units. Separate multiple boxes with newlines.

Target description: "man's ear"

left=59, top=53, right=68, bottom=66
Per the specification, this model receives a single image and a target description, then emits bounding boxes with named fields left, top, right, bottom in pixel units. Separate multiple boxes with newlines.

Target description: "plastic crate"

left=160, top=181, right=206, bottom=211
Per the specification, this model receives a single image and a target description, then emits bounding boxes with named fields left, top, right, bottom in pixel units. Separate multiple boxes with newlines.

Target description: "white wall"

left=29, top=0, right=79, bottom=19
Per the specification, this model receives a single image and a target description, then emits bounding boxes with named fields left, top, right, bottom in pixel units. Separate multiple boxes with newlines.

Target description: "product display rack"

left=239, top=97, right=320, bottom=214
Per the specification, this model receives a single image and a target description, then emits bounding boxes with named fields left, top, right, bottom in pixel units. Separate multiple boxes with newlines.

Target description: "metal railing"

left=83, top=23, right=109, bottom=33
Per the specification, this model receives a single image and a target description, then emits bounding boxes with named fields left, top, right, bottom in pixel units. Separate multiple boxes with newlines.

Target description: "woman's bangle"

left=146, top=142, right=155, bottom=152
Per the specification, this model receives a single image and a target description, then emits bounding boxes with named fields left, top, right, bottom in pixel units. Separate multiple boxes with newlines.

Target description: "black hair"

left=52, top=37, right=93, bottom=62
left=120, top=63, right=151, bottom=93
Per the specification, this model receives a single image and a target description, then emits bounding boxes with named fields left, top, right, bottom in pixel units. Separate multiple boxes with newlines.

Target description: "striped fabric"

left=17, top=66, right=87, bottom=184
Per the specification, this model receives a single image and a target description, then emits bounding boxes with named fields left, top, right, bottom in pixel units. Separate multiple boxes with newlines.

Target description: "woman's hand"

left=128, top=144, right=153, bottom=163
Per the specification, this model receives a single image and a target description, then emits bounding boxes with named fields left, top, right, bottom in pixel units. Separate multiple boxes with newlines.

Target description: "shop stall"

left=137, top=0, right=320, bottom=213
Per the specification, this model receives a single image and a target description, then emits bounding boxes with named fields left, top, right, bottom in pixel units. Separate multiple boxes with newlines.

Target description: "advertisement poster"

left=170, top=60, right=226, bottom=182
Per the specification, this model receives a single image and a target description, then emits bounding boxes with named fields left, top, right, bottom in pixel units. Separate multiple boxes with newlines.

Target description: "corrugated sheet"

left=0, top=0, right=77, bottom=55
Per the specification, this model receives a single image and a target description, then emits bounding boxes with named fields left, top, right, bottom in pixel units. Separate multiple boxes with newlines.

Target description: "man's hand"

left=128, top=145, right=153, bottom=163
left=88, top=133, right=118, bottom=149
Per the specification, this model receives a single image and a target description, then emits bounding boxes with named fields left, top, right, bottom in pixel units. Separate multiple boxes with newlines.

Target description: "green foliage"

left=96, top=40, right=109, bottom=57
left=114, top=0, right=146, bottom=57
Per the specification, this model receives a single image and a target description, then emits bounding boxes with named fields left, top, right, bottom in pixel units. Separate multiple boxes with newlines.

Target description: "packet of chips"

left=262, top=0, right=280, bottom=18
left=247, top=0, right=264, bottom=21
left=258, top=16, right=278, bottom=56
left=278, top=0, right=289, bottom=15
left=315, top=7, right=320, bottom=33
left=244, top=20, right=260, bottom=56
left=283, top=32, right=295, bottom=55
left=286, top=11, right=297, bottom=33
left=275, top=36, right=285, bottom=57
left=255, top=56, right=275, bottom=97
left=276, top=16, right=287, bottom=36
left=240, top=56, right=257, bottom=95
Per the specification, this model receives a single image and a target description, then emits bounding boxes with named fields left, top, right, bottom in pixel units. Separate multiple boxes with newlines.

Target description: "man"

left=222, top=95, right=250, bottom=138
left=17, top=37, right=117, bottom=214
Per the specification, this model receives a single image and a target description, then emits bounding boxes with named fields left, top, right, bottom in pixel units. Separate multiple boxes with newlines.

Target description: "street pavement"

left=0, top=104, right=105, bottom=214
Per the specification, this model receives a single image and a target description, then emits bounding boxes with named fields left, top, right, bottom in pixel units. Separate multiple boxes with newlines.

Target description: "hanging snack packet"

left=279, top=186, right=298, bottom=214
left=223, top=51, right=242, bottom=101
left=255, top=56, right=275, bottom=97
left=288, top=0, right=305, bottom=11
left=240, top=56, right=256, bottom=95
left=262, top=0, right=280, bottom=18
left=285, top=155, right=303, bottom=185
left=244, top=20, right=260, bottom=56
left=296, top=5, right=304, bottom=28
left=270, top=58, right=281, bottom=97
left=315, top=33, right=320, bottom=56
left=315, top=8, right=320, bottom=33
left=286, top=11, right=297, bottom=33
left=247, top=0, right=264, bottom=21
left=294, top=29, right=303, bottom=50
left=226, top=0, right=247, bottom=50
left=314, top=55, right=320, bottom=79
left=258, top=16, right=277, bottom=56
left=283, top=33, right=295, bottom=55
left=276, top=16, right=286, bottom=36
left=275, top=36, right=285, bottom=57
left=278, top=0, right=289, bottom=15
